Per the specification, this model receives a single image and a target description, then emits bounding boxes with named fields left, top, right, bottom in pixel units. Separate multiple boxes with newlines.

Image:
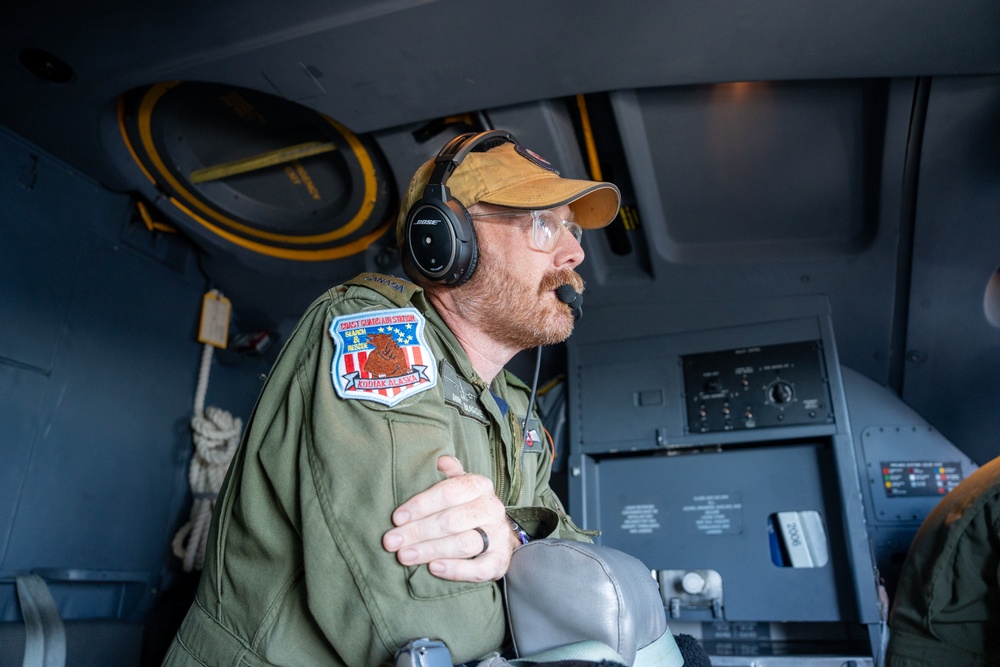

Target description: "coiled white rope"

left=171, top=341, right=243, bottom=571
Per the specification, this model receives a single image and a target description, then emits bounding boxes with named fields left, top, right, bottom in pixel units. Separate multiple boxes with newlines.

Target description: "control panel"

left=564, top=299, right=969, bottom=664
left=682, top=340, right=834, bottom=434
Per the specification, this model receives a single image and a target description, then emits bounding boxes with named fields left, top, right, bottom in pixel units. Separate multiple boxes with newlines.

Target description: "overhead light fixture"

left=19, top=48, right=74, bottom=84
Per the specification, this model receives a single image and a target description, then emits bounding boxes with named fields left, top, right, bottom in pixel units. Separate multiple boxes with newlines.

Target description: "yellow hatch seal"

left=118, top=82, right=387, bottom=261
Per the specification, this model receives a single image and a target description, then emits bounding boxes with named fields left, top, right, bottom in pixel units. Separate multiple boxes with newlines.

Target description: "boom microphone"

left=556, top=284, right=583, bottom=321
left=522, top=284, right=583, bottom=447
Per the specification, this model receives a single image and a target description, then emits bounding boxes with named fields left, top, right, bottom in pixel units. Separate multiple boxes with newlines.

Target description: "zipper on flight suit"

left=495, top=436, right=506, bottom=503
left=489, top=396, right=525, bottom=506
left=470, top=375, right=508, bottom=502
left=507, top=410, right=525, bottom=505
left=475, top=377, right=526, bottom=506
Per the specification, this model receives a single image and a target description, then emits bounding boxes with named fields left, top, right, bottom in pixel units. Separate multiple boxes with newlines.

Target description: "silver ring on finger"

left=472, top=527, right=489, bottom=558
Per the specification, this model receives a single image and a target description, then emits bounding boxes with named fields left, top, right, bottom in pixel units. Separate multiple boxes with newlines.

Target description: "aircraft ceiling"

left=3, top=0, right=999, bottom=187
left=4, top=1, right=1000, bottom=466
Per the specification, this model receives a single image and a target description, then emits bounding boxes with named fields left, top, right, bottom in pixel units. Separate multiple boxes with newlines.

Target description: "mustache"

left=539, top=270, right=584, bottom=294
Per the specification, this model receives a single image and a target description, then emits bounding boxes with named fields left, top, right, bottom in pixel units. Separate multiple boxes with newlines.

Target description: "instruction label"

left=620, top=503, right=661, bottom=535
left=683, top=492, right=743, bottom=535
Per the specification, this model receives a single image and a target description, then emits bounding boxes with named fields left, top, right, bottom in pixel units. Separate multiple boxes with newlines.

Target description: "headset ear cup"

left=461, top=238, right=479, bottom=286
left=405, top=197, right=478, bottom=286
left=404, top=198, right=452, bottom=281
left=444, top=199, right=478, bottom=287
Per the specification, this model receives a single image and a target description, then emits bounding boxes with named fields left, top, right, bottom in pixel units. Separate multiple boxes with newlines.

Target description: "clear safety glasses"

left=470, top=209, right=583, bottom=253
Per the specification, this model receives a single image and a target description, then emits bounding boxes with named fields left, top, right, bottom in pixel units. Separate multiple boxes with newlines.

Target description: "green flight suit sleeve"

left=256, top=293, right=506, bottom=666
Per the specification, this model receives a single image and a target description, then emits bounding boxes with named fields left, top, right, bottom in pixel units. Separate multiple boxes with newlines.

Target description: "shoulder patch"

left=344, top=273, right=419, bottom=307
left=329, top=307, right=437, bottom=406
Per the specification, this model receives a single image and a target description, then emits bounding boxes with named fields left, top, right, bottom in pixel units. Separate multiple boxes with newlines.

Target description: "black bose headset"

left=403, top=130, right=517, bottom=286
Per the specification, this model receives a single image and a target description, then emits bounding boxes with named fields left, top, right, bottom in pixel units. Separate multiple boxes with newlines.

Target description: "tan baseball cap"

left=397, top=140, right=621, bottom=247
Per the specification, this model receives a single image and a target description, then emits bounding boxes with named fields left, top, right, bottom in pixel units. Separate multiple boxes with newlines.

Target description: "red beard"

left=454, top=253, right=585, bottom=351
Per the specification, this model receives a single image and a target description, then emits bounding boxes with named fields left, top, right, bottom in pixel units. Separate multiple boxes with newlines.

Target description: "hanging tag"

left=198, top=291, right=231, bottom=349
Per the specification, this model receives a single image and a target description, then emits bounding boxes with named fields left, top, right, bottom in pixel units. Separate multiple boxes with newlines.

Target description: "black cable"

left=521, top=345, right=543, bottom=446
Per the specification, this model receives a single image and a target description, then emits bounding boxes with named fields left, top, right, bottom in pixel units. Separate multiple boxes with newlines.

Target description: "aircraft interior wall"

left=898, top=75, right=1000, bottom=465
left=0, top=127, right=273, bottom=664
left=0, top=69, right=997, bottom=665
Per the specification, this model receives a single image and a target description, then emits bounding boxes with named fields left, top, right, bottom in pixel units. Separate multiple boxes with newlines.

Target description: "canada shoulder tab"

left=344, top=273, right=420, bottom=307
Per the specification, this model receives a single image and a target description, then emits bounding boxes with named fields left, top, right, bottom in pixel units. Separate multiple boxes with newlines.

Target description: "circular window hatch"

left=118, top=81, right=395, bottom=269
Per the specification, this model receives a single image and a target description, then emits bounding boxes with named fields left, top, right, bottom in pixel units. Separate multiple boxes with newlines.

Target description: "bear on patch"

left=364, top=333, right=411, bottom=377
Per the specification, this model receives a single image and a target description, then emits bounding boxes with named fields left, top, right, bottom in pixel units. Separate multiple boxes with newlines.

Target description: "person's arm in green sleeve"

left=269, top=322, right=508, bottom=665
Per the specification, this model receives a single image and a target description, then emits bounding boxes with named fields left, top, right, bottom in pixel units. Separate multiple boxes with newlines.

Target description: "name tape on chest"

left=329, top=307, right=437, bottom=406
left=441, top=362, right=488, bottom=423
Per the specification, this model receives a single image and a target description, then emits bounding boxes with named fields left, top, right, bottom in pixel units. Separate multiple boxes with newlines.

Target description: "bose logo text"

left=413, top=219, right=439, bottom=225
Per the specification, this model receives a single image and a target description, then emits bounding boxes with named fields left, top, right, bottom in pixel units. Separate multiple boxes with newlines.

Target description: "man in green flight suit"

left=162, top=130, right=621, bottom=666
left=886, top=454, right=1000, bottom=667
